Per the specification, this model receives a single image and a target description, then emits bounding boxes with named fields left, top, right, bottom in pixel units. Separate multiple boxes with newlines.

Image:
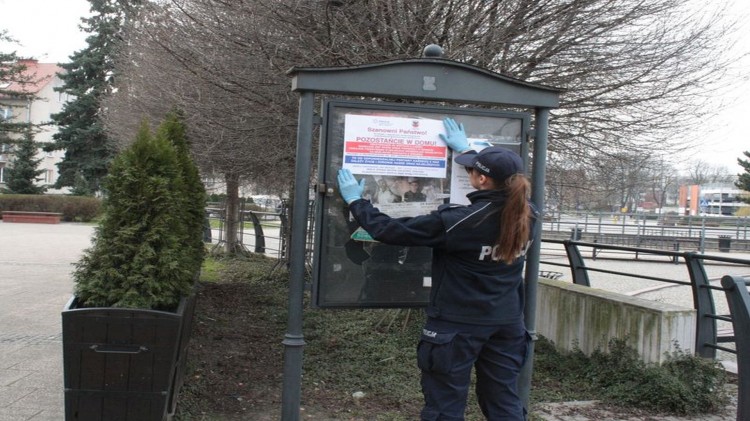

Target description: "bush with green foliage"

left=0, top=194, right=101, bottom=221
left=73, top=117, right=205, bottom=310
left=533, top=337, right=728, bottom=415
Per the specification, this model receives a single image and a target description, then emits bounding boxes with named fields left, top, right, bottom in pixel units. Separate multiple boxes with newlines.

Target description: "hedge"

left=0, top=194, right=102, bottom=222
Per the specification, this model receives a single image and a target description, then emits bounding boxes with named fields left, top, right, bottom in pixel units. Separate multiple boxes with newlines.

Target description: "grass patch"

left=199, top=256, right=225, bottom=283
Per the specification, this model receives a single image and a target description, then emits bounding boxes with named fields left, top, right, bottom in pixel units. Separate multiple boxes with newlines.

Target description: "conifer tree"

left=155, top=110, right=206, bottom=274
left=50, top=0, right=143, bottom=195
left=73, top=120, right=198, bottom=310
left=736, top=151, right=750, bottom=204
left=3, top=128, right=46, bottom=194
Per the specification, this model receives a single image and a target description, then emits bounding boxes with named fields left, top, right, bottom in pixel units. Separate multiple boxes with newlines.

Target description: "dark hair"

left=494, top=174, right=531, bottom=264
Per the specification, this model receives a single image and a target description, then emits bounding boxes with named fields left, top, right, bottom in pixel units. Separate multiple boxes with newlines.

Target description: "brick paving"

left=0, top=222, right=93, bottom=421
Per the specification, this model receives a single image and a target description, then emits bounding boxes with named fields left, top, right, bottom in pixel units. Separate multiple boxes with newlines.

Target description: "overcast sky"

left=0, top=0, right=748, bottom=174
left=0, top=0, right=90, bottom=63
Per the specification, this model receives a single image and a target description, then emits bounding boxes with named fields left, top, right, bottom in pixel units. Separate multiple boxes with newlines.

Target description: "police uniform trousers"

left=417, top=317, right=530, bottom=420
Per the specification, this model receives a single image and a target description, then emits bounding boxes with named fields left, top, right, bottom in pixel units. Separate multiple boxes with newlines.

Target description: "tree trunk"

left=223, top=172, right=244, bottom=254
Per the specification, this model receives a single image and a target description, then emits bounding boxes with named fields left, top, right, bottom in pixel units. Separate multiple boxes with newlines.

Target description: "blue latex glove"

left=439, top=117, right=471, bottom=153
left=337, top=168, right=366, bottom=204
left=472, top=139, right=493, bottom=149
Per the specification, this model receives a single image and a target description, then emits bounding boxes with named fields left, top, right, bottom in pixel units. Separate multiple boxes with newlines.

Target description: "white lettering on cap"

left=475, top=161, right=490, bottom=174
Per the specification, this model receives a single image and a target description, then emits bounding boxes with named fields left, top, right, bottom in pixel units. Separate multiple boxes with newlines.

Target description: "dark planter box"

left=62, top=293, right=197, bottom=421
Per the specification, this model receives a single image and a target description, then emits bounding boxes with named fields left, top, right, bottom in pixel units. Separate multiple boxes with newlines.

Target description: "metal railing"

left=208, top=205, right=750, bottom=257
left=721, top=275, right=750, bottom=421
left=206, top=200, right=315, bottom=269
left=206, top=204, right=286, bottom=258
left=543, top=211, right=750, bottom=253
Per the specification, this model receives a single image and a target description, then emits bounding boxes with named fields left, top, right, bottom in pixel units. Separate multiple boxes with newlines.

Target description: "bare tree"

left=687, top=160, right=712, bottom=185
left=587, top=151, right=654, bottom=212
left=103, top=0, right=740, bottom=251
left=104, top=1, right=299, bottom=252
left=546, top=157, right=590, bottom=212
left=708, top=165, right=736, bottom=184
left=262, top=0, right=738, bottom=161
left=643, top=156, right=680, bottom=212
left=686, top=160, right=736, bottom=185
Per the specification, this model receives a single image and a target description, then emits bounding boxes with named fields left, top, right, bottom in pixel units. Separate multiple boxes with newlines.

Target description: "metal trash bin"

left=570, top=228, right=582, bottom=241
left=718, top=235, right=731, bottom=252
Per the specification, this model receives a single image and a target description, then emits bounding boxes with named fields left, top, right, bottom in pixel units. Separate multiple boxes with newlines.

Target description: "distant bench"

left=2, top=211, right=62, bottom=224
left=592, top=234, right=700, bottom=262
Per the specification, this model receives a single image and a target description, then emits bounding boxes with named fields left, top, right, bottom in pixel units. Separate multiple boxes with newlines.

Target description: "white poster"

left=448, top=141, right=498, bottom=205
left=342, top=115, right=448, bottom=178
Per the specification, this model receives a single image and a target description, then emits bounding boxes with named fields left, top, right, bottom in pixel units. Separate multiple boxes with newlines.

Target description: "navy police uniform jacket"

left=348, top=189, right=538, bottom=326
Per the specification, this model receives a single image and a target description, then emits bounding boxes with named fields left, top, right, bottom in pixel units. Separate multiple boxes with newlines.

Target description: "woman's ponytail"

left=495, top=174, right=531, bottom=264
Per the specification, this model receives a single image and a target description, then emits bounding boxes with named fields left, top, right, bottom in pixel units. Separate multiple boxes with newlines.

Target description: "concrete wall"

left=536, top=278, right=696, bottom=364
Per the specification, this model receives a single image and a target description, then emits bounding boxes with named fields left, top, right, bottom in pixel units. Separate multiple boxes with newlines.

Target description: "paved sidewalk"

left=0, top=221, right=94, bottom=421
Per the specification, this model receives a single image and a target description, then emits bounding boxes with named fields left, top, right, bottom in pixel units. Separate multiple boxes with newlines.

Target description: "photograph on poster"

left=349, top=175, right=441, bottom=243
left=315, top=100, right=528, bottom=308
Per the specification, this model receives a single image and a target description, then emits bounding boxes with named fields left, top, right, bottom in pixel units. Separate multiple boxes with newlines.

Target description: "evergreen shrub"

left=3, top=130, right=46, bottom=194
left=157, top=111, right=207, bottom=269
left=73, top=115, right=205, bottom=310
left=534, top=337, right=729, bottom=415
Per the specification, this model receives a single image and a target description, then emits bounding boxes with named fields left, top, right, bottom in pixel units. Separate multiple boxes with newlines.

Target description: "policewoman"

left=337, top=118, right=537, bottom=420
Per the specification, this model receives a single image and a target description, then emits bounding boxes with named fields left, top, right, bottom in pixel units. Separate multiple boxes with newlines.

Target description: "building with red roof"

left=0, top=59, right=71, bottom=192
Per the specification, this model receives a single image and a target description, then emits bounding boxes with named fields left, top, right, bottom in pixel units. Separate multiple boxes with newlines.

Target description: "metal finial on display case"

left=422, top=44, right=444, bottom=58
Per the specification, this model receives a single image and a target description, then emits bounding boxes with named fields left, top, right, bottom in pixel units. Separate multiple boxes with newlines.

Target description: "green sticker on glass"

left=350, top=227, right=377, bottom=242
